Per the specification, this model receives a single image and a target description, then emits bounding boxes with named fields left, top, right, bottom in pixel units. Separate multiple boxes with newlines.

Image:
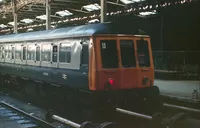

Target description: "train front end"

left=89, top=35, right=161, bottom=113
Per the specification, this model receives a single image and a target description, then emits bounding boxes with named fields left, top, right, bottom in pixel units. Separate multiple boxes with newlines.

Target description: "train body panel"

left=0, top=63, right=89, bottom=90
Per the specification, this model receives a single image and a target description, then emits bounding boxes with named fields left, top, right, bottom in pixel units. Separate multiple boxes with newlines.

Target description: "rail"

left=0, top=101, right=56, bottom=128
left=116, top=107, right=200, bottom=128
left=163, top=103, right=200, bottom=113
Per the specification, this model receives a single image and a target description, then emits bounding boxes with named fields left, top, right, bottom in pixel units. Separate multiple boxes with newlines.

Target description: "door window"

left=136, top=40, right=150, bottom=67
left=120, top=40, right=136, bottom=68
left=100, top=40, right=119, bottom=68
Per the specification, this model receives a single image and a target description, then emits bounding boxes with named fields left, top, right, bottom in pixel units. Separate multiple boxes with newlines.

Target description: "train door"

left=51, top=42, right=58, bottom=68
left=27, top=43, right=36, bottom=66
left=135, top=37, right=154, bottom=88
left=41, top=42, right=51, bottom=67
left=117, top=37, right=138, bottom=89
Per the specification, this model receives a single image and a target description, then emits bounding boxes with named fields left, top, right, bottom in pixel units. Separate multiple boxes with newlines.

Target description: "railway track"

left=161, top=102, right=200, bottom=120
left=0, top=100, right=118, bottom=128
left=1, top=89, right=200, bottom=128
left=0, top=101, right=56, bottom=128
left=116, top=108, right=200, bottom=128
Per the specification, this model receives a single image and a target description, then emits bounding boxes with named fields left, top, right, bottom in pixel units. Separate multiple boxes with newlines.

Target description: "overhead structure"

left=46, top=0, right=51, bottom=30
left=101, top=0, right=107, bottom=23
left=11, top=0, right=17, bottom=34
left=0, top=0, right=198, bottom=34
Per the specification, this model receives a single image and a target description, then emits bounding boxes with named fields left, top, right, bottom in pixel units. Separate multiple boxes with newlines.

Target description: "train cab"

left=89, top=35, right=154, bottom=91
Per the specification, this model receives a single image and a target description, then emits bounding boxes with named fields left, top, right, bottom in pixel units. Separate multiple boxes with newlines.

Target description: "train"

left=0, top=22, right=161, bottom=115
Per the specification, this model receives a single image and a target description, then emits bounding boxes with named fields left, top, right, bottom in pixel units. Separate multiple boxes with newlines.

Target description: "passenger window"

left=15, top=45, right=21, bottom=60
left=27, top=45, right=35, bottom=60
left=11, top=46, right=15, bottom=59
left=22, top=46, right=26, bottom=60
left=8, top=46, right=12, bottom=59
left=136, top=40, right=150, bottom=67
left=81, top=43, right=88, bottom=65
left=59, top=43, right=71, bottom=63
left=42, top=44, right=51, bottom=61
left=5, top=45, right=11, bottom=59
left=0, top=46, right=2, bottom=58
left=2, top=47, right=5, bottom=59
left=120, top=40, right=136, bottom=68
left=100, top=40, right=119, bottom=68
left=52, top=45, right=58, bottom=62
left=36, top=46, right=40, bottom=61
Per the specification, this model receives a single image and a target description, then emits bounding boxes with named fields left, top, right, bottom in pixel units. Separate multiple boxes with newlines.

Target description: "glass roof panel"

left=0, top=24, right=7, bottom=28
left=36, top=15, right=47, bottom=20
left=139, top=10, right=157, bottom=16
left=56, top=10, right=73, bottom=17
left=20, top=18, right=34, bottom=24
left=120, top=0, right=145, bottom=4
left=82, top=3, right=101, bottom=12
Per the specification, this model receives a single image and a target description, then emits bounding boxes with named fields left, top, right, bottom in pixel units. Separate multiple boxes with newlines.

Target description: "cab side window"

left=81, top=43, right=88, bottom=65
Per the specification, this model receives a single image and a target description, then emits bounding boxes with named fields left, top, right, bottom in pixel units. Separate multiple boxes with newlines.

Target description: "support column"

left=160, top=15, right=163, bottom=51
left=12, top=0, right=18, bottom=34
left=100, top=0, right=107, bottom=23
left=46, top=0, right=51, bottom=30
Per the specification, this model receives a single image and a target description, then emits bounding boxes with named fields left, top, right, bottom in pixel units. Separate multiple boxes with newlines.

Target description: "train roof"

left=0, top=23, right=111, bottom=43
left=0, top=22, right=149, bottom=43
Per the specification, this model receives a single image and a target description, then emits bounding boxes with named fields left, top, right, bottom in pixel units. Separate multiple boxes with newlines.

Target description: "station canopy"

left=0, top=0, right=196, bottom=33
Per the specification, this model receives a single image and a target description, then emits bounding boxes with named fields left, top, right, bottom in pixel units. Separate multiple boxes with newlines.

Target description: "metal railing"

left=153, top=51, right=200, bottom=73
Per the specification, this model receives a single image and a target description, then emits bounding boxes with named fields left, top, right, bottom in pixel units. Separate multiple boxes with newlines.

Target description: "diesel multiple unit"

left=0, top=23, right=161, bottom=113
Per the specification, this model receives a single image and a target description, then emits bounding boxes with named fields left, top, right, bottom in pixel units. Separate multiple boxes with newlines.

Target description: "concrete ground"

left=154, top=79, right=200, bottom=102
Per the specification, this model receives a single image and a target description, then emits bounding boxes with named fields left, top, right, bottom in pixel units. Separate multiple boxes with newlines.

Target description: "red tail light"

left=108, top=78, right=114, bottom=86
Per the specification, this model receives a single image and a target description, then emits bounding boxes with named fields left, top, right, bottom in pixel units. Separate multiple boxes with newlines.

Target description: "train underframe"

left=0, top=74, right=162, bottom=120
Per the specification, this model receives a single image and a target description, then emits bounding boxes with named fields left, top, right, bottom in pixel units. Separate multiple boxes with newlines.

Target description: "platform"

left=154, top=79, right=200, bottom=103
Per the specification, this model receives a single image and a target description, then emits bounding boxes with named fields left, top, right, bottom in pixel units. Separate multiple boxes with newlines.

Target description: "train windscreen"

left=100, top=40, right=119, bottom=68
left=120, top=40, right=136, bottom=68
left=136, top=40, right=150, bottom=67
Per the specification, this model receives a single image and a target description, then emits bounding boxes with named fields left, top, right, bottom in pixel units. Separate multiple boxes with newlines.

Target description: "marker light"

left=108, top=78, right=114, bottom=86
